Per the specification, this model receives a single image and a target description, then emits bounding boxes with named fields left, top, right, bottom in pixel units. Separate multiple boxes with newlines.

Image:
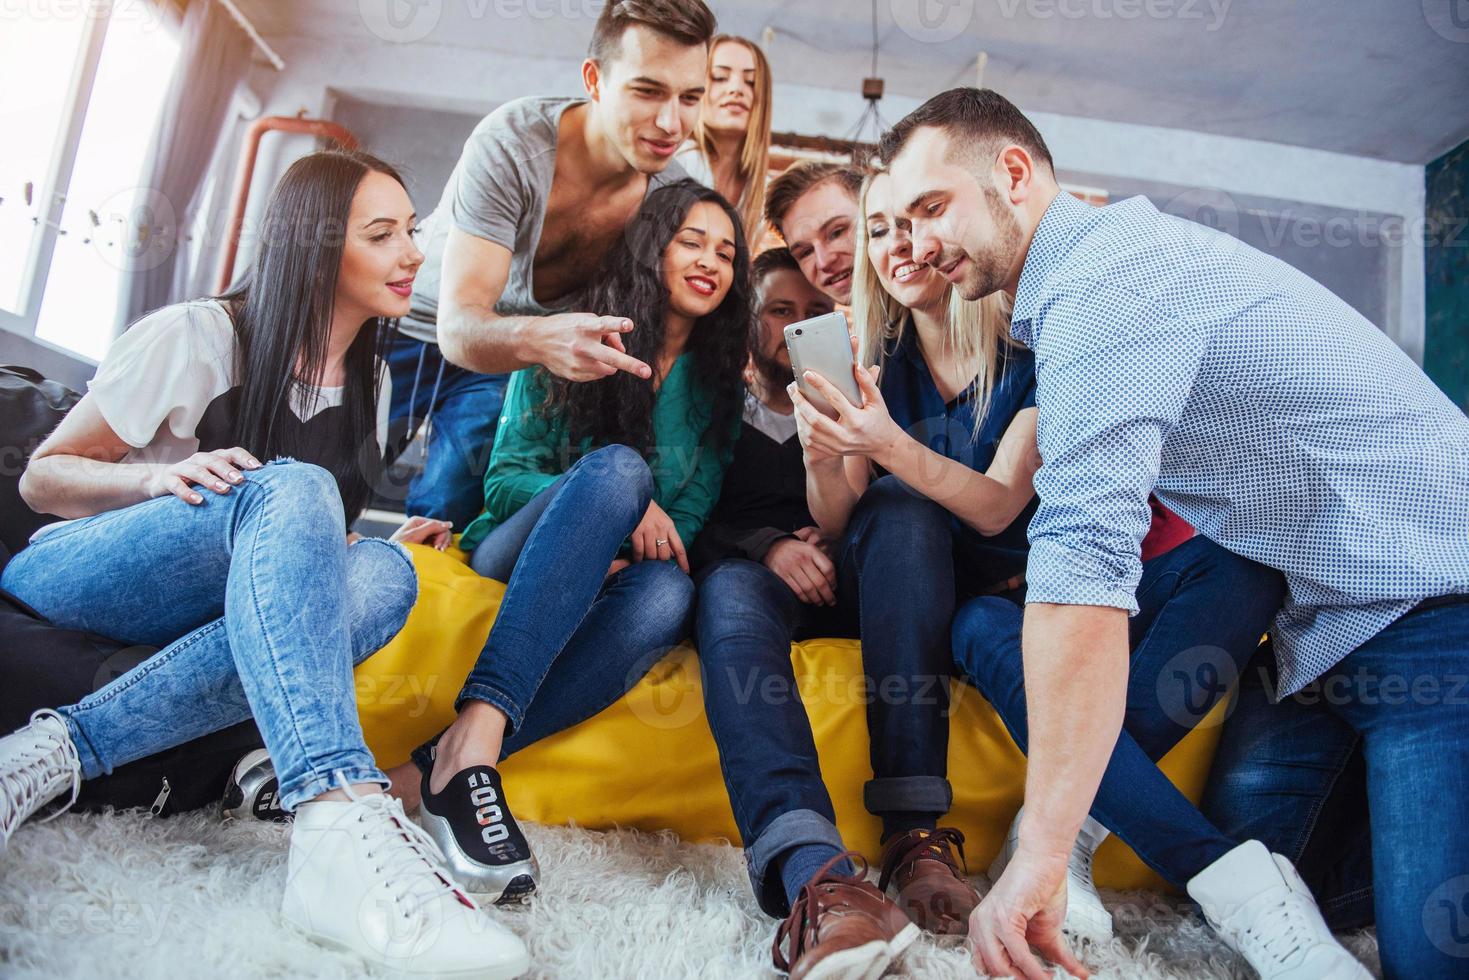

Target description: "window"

left=0, top=0, right=180, bottom=362
left=0, top=13, right=91, bottom=315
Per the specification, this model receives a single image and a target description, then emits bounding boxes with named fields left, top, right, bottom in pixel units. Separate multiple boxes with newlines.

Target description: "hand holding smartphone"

left=783, top=312, right=862, bottom=419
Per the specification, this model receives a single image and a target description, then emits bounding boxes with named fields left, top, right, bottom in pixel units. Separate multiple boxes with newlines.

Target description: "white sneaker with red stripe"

left=282, top=781, right=529, bottom=978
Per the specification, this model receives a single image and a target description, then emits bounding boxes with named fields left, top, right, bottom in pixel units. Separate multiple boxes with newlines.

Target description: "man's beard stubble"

left=950, top=185, right=1023, bottom=302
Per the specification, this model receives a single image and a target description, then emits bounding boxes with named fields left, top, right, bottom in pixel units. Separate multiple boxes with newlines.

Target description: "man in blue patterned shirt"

left=882, top=88, right=1468, bottom=980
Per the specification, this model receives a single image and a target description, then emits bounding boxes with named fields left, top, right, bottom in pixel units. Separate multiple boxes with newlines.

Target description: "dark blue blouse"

left=878, top=324, right=1038, bottom=587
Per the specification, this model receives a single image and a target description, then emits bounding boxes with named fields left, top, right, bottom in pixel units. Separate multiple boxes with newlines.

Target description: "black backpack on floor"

left=1, top=365, right=264, bottom=817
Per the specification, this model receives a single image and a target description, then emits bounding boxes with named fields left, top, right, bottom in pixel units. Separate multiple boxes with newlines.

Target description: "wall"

left=1425, top=139, right=1469, bottom=409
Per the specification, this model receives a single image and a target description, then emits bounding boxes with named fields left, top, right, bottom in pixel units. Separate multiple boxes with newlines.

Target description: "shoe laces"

left=1224, top=886, right=1317, bottom=968
left=878, top=826, right=968, bottom=892
left=1, top=710, right=81, bottom=841
left=337, top=777, right=478, bottom=922
left=1069, top=838, right=1096, bottom=885
left=772, top=851, right=872, bottom=972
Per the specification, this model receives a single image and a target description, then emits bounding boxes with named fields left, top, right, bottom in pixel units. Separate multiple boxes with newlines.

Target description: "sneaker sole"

left=801, top=921, right=920, bottom=980
left=222, top=748, right=289, bottom=823
left=495, top=873, right=537, bottom=906
left=418, top=805, right=540, bottom=904
left=284, top=913, right=531, bottom=979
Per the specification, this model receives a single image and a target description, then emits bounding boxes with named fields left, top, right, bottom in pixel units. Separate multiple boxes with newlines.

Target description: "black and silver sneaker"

left=221, top=749, right=289, bottom=822
left=418, top=763, right=538, bottom=905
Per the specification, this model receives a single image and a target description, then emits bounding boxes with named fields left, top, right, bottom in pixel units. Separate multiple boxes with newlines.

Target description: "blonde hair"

left=850, top=172, right=1016, bottom=443
left=690, top=35, right=772, bottom=241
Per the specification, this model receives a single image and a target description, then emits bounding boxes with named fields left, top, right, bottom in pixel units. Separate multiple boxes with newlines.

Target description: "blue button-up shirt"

left=880, top=321, right=1038, bottom=584
left=1012, top=190, right=1469, bottom=695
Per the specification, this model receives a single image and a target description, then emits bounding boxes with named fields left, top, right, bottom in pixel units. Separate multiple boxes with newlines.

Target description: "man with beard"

left=882, top=87, right=1465, bottom=980
left=688, top=248, right=922, bottom=979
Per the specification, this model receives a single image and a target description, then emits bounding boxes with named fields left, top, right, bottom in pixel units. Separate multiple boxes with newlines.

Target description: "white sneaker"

left=0, top=709, right=82, bottom=853
left=282, top=781, right=530, bottom=978
left=989, top=807, right=1114, bottom=943
left=1187, top=840, right=1371, bottom=980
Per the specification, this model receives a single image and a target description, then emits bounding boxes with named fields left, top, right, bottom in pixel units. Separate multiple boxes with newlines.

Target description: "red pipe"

left=216, top=114, right=359, bottom=292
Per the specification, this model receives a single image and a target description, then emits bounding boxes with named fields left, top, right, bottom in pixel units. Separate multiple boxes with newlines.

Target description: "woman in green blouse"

left=392, top=180, right=751, bottom=904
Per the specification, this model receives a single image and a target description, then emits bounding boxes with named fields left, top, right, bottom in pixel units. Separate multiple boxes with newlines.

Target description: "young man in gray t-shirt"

left=384, top=1, right=706, bottom=529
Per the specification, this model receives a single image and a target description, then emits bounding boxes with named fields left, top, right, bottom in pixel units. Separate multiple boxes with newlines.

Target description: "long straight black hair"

left=216, top=149, right=404, bottom=524
left=539, top=178, right=752, bottom=457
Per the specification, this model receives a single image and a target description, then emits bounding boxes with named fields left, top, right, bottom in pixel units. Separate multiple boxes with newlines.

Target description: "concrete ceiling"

left=237, top=0, right=1469, bottom=164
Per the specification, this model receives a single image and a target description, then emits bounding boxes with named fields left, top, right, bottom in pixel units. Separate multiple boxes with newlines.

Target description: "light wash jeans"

left=0, top=461, right=416, bottom=810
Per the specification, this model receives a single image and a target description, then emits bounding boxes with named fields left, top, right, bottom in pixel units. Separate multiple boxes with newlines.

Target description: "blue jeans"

left=841, top=476, right=962, bottom=824
left=385, top=332, right=508, bottom=529
left=414, top=445, right=695, bottom=765
left=1203, top=597, right=1469, bottom=979
left=952, top=535, right=1285, bottom=887
left=691, top=475, right=969, bottom=915
left=694, top=557, right=855, bottom=917
left=0, top=461, right=416, bottom=810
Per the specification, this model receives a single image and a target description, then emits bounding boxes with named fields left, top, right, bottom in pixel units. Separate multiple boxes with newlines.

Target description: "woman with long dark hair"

left=0, top=150, right=529, bottom=978
left=386, top=179, right=750, bottom=904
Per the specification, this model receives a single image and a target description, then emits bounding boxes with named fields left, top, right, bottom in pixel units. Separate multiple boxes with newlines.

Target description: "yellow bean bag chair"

left=355, top=544, right=1226, bottom=893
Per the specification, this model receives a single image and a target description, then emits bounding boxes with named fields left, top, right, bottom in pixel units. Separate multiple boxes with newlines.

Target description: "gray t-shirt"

left=399, top=96, right=687, bottom=344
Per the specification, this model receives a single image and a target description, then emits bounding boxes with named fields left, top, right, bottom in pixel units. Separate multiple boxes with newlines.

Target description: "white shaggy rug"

left=0, top=810, right=1380, bottom=978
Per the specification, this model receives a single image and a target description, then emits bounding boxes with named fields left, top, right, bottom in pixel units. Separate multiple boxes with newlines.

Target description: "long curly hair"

left=539, top=179, right=751, bottom=458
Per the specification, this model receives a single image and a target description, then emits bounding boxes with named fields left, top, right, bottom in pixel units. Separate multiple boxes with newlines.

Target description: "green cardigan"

left=458, top=356, right=737, bottom=554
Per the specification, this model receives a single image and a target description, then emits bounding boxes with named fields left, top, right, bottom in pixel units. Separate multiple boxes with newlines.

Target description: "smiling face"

left=863, top=172, right=948, bottom=313
left=704, top=39, right=757, bottom=138
left=336, top=170, right=423, bottom=321
left=755, top=266, right=835, bottom=372
left=782, top=179, right=858, bottom=304
left=886, top=125, right=1026, bottom=302
left=587, top=24, right=708, bottom=173
left=662, top=199, right=737, bottom=321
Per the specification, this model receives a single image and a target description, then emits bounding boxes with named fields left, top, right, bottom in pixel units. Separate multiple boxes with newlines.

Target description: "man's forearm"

left=437, top=299, right=539, bottom=375
left=1017, top=602, right=1130, bottom=863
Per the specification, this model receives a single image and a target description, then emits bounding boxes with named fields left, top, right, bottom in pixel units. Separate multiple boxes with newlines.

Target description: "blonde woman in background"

left=675, top=34, right=772, bottom=239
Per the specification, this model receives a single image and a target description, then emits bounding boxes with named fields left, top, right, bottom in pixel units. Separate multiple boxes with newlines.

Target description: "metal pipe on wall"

left=215, top=114, right=359, bottom=292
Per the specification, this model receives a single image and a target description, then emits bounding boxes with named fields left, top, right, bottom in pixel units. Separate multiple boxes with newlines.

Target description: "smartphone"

left=784, top=312, right=861, bottom=419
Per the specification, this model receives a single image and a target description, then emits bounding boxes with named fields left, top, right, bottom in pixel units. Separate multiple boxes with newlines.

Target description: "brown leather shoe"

left=877, top=827, right=981, bottom=935
left=772, top=853, right=920, bottom=980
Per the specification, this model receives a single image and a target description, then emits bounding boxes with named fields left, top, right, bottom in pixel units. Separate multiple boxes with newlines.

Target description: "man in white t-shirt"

left=386, top=0, right=709, bottom=528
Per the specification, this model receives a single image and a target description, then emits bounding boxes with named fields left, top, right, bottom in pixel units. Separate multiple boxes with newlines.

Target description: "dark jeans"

left=1202, top=596, right=1469, bottom=980
left=385, top=332, right=508, bottom=529
left=694, top=557, right=854, bottom=917
left=842, top=476, right=960, bottom=824
left=413, top=445, right=695, bottom=772
left=693, top=475, right=964, bottom=916
left=952, top=535, right=1285, bottom=888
